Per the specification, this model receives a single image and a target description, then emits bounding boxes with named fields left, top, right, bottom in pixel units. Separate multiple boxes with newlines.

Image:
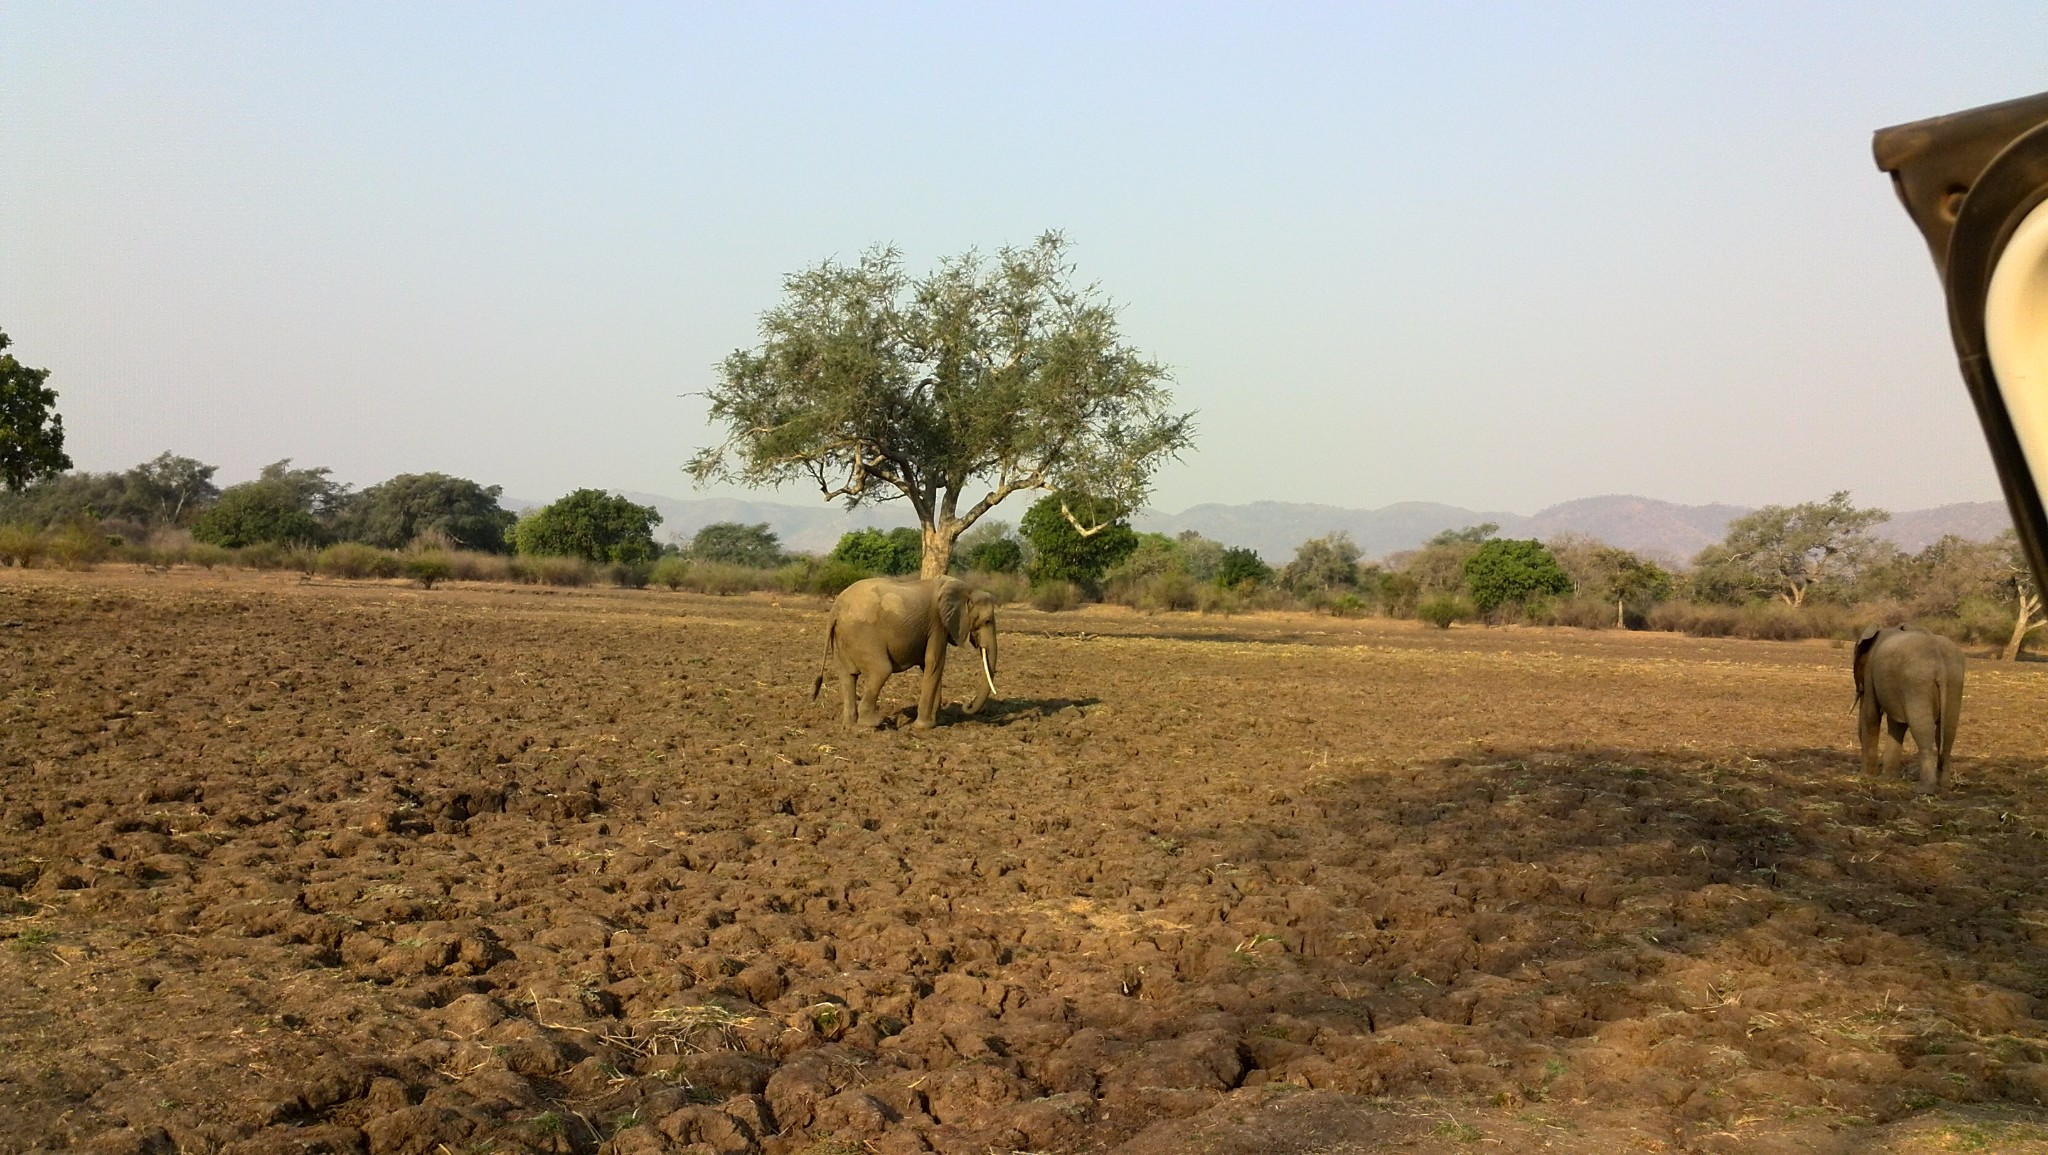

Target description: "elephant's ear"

left=936, top=579, right=969, bottom=647
left=1853, top=626, right=1882, bottom=697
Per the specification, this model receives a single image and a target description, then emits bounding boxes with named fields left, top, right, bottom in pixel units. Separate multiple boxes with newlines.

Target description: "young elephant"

left=1853, top=624, right=1965, bottom=792
left=811, top=575, right=999, bottom=729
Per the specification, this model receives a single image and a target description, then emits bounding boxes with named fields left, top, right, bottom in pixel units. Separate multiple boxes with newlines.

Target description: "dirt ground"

left=7, top=569, right=2048, bottom=1155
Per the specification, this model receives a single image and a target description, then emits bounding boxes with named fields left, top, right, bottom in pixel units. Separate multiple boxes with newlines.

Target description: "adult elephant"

left=1854, top=624, right=1965, bottom=792
left=812, top=576, right=999, bottom=729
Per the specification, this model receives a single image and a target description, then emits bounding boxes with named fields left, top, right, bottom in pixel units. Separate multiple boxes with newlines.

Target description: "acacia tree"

left=0, top=329, right=72, bottom=492
left=2002, top=530, right=2045, bottom=661
left=689, top=233, right=1195, bottom=577
left=1696, top=492, right=1890, bottom=607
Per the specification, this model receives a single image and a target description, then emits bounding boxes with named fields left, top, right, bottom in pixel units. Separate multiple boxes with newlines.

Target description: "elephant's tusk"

left=981, top=648, right=999, bottom=699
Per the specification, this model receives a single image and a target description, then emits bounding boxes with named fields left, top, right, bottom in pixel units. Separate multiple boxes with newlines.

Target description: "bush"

left=235, top=541, right=287, bottom=570
left=1464, top=539, right=1573, bottom=615
left=964, top=569, right=1029, bottom=605
left=187, top=542, right=231, bottom=570
left=957, top=520, right=1026, bottom=574
left=1543, top=595, right=1620, bottom=630
left=688, top=521, right=785, bottom=568
left=1326, top=593, right=1369, bottom=618
left=405, top=553, right=452, bottom=589
left=1111, top=569, right=1198, bottom=613
left=831, top=527, right=922, bottom=575
left=777, top=558, right=873, bottom=597
left=441, top=550, right=511, bottom=583
left=678, top=561, right=776, bottom=596
left=317, top=543, right=404, bottom=579
left=191, top=480, right=326, bottom=548
left=0, top=524, right=44, bottom=567
left=514, top=490, right=662, bottom=563
left=1030, top=580, right=1081, bottom=612
left=508, top=555, right=596, bottom=586
left=651, top=556, right=690, bottom=590
left=1196, top=583, right=1242, bottom=615
left=1417, top=595, right=1472, bottom=629
left=608, top=561, right=652, bottom=589
left=45, top=519, right=112, bottom=569
left=1021, top=493, right=1138, bottom=587
left=1214, top=547, right=1272, bottom=589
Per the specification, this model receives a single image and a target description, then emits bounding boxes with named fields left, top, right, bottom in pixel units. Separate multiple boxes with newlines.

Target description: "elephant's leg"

left=856, top=668, right=890, bottom=729
left=1858, top=699, right=1884, bottom=775
left=913, top=643, right=947, bottom=730
left=1903, top=704, right=1943, bottom=793
left=1884, top=717, right=1909, bottom=779
left=837, top=670, right=859, bottom=727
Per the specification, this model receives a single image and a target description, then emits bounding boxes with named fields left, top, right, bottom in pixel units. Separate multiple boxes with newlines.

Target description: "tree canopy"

left=831, top=527, right=922, bottom=575
left=1462, top=539, right=1573, bottom=613
left=515, top=490, right=662, bottom=564
left=0, top=451, right=219, bottom=537
left=0, top=329, right=72, bottom=492
left=340, top=472, right=515, bottom=552
left=689, top=232, right=1195, bottom=576
left=1020, top=492, right=1138, bottom=587
left=1692, top=491, right=1889, bottom=607
left=688, top=521, right=786, bottom=568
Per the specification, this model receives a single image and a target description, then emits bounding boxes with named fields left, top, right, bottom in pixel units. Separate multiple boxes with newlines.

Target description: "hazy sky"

left=4, top=3, right=2046, bottom=517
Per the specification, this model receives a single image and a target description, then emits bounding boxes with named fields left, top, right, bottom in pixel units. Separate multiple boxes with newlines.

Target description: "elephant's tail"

left=810, top=615, right=837, bottom=701
left=1934, top=662, right=1957, bottom=777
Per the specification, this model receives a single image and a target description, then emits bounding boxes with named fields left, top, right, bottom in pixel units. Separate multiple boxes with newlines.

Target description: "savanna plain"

left=10, top=568, right=2048, bottom=1155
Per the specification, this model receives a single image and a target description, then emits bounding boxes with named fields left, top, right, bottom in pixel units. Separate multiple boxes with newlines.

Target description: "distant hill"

left=505, top=491, right=2012, bottom=564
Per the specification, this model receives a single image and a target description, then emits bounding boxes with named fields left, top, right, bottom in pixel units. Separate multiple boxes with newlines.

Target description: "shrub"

left=0, top=524, right=44, bottom=567
left=191, top=477, right=327, bottom=548
left=1030, top=580, right=1081, bottom=612
left=1111, top=569, right=1198, bottom=613
left=1417, top=595, right=1472, bottom=629
left=957, top=520, right=1026, bottom=575
left=514, top=490, right=661, bottom=563
left=318, top=543, right=404, bottom=579
left=1463, top=539, right=1573, bottom=615
left=45, top=519, right=112, bottom=569
left=284, top=544, right=321, bottom=574
left=651, top=556, right=690, bottom=590
left=964, top=569, right=1029, bottom=605
left=1196, top=583, right=1242, bottom=616
left=441, top=550, right=510, bottom=583
left=187, top=542, right=231, bottom=569
left=831, top=527, right=921, bottom=575
left=1325, top=593, right=1369, bottom=618
left=679, top=561, right=774, bottom=596
left=341, top=473, right=515, bottom=552
left=1021, top=493, right=1138, bottom=587
left=608, top=561, right=652, bottom=589
left=509, top=555, right=595, bottom=586
left=1543, top=595, right=1619, bottom=630
left=405, top=553, right=452, bottom=589
left=1281, top=532, right=1364, bottom=595
left=235, top=541, right=287, bottom=570
left=1213, top=547, right=1272, bottom=589
left=777, top=558, right=873, bottom=597
left=688, top=521, right=785, bottom=568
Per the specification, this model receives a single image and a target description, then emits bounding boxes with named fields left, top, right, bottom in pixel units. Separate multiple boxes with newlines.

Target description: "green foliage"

left=316, top=543, right=403, bottom=579
left=0, top=451, right=220, bottom=538
left=1176, top=531, right=1227, bottom=582
left=1700, top=491, right=1889, bottom=607
left=339, top=472, right=515, bottom=552
left=1547, top=535, right=1672, bottom=620
left=44, top=517, right=111, bottom=569
left=778, top=557, right=874, bottom=596
left=1030, top=579, right=1082, bottom=612
left=687, top=521, right=784, bottom=568
left=831, top=527, right=921, bottom=575
left=1417, top=595, right=1471, bottom=628
left=689, top=232, right=1195, bottom=576
left=1020, top=493, right=1138, bottom=588
left=1428, top=522, right=1499, bottom=547
left=1462, top=539, right=1573, bottom=614
left=957, top=520, right=1024, bottom=573
left=514, top=490, right=662, bottom=564
left=1214, top=547, right=1273, bottom=588
left=608, top=560, right=653, bottom=589
left=651, top=556, right=690, bottom=589
left=0, top=329, right=72, bottom=492
left=405, top=553, right=452, bottom=589
left=1280, top=532, right=1363, bottom=594
left=192, top=470, right=333, bottom=548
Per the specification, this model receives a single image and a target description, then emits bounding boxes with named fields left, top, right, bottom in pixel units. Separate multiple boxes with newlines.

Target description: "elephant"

left=1853, top=624, right=1965, bottom=791
left=811, top=575, right=999, bottom=729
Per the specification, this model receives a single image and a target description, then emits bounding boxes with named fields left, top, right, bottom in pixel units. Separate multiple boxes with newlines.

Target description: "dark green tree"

left=1020, top=492, right=1138, bottom=587
left=1214, top=547, right=1273, bottom=588
left=341, top=472, right=515, bottom=552
left=191, top=483, right=324, bottom=547
left=1280, top=532, right=1364, bottom=594
left=689, top=232, right=1195, bottom=576
left=687, top=521, right=784, bottom=567
left=957, top=519, right=1025, bottom=573
left=831, top=527, right=922, bottom=574
left=0, top=329, right=71, bottom=492
left=515, top=490, right=663, bottom=563
left=1462, top=539, right=1573, bottom=614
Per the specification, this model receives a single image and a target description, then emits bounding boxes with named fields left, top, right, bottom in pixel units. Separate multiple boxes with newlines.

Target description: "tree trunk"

left=1616, top=597, right=1625, bottom=629
left=920, top=523, right=956, bottom=579
left=2005, top=588, right=2042, bottom=660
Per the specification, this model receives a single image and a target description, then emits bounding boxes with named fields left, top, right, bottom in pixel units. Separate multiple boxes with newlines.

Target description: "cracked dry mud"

left=8, top=568, right=2048, bottom=1155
